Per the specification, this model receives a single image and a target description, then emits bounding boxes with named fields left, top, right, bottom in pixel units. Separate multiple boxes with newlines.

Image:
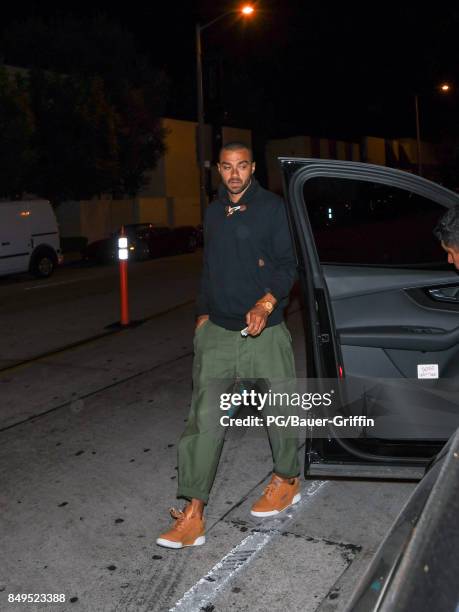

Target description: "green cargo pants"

left=177, top=319, right=299, bottom=503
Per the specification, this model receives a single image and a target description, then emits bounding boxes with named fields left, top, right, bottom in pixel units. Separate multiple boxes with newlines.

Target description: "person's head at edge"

left=434, top=205, right=459, bottom=270
left=217, top=142, right=255, bottom=202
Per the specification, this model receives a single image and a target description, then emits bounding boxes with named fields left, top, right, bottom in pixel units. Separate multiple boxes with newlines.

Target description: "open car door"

left=280, top=159, right=459, bottom=479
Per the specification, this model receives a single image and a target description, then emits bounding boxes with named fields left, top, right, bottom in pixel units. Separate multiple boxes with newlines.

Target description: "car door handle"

left=428, top=287, right=459, bottom=303
left=1, top=241, right=10, bottom=246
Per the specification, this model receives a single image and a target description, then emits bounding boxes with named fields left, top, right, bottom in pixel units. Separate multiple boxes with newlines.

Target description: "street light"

left=414, top=83, right=452, bottom=177
left=196, top=5, right=255, bottom=223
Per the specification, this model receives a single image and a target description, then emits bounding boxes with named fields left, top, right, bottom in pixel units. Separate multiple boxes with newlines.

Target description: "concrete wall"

left=361, top=136, right=442, bottom=176
left=142, top=156, right=166, bottom=198
left=265, top=135, right=361, bottom=194
left=222, top=126, right=253, bottom=148
left=336, top=141, right=346, bottom=161
left=364, top=137, right=386, bottom=165
left=163, top=118, right=200, bottom=200
left=172, top=197, right=202, bottom=226
left=319, top=139, right=330, bottom=159
left=58, top=114, right=448, bottom=244
left=398, top=138, right=438, bottom=166
left=56, top=199, right=136, bottom=243
left=136, top=197, right=170, bottom=226
left=162, top=118, right=202, bottom=225
left=141, top=117, right=224, bottom=225
left=55, top=201, right=83, bottom=238
left=56, top=198, right=169, bottom=243
left=57, top=117, right=254, bottom=238
left=265, top=136, right=313, bottom=194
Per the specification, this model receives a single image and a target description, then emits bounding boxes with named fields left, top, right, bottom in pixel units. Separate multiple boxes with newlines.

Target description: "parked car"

left=82, top=224, right=165, bottom=263
left=0, top=200, right=63, bottom=278
left=147, top=226, right=181, bottom=258
left=81, top=223, right=199, bottom=264
left=345, top=427, right=459, bottom=611
left=279, top=158, right=459, bottom=480
left=172, top=225, right=200, bottom=253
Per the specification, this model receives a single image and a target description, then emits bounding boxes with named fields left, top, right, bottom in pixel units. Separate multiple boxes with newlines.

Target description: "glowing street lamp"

left=196, top=5, right=255, bottom=222
left=414, top=83, right=452, bottom=177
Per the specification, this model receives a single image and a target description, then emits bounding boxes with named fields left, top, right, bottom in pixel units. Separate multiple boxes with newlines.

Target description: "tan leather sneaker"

left=156, top=506, right=205, bottom=549
left=251, top=474, right=301, bottom=517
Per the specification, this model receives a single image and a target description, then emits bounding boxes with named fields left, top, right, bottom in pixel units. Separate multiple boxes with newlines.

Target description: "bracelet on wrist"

left=255, top=300, right=274, bottom=314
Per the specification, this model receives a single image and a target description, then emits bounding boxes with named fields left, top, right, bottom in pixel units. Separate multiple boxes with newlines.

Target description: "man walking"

left=434, top=205, right=459, bottom=270
left=157, top=142, right=299, bottom=549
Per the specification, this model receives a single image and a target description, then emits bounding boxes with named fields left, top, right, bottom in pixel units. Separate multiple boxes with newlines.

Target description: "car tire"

left=30, top=248, right=56, bottom=278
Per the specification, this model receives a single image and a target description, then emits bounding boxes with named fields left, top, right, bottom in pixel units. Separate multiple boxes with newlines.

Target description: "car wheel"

left=30, top=250, right=56, bottom=278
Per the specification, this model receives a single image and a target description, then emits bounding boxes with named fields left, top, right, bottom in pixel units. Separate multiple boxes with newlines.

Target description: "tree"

left=27, top=69, right=119, bottom=202
left=1, top=15, right=168, bottom=201
left=0, top=66, right=35, bottom=199
left=117, top=87, right=166, bottom=196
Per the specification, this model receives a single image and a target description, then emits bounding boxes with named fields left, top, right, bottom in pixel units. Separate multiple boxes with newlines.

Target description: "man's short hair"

left=219, top=141, right=253, bottom=162
left=434, top=205, right=459, bottom=249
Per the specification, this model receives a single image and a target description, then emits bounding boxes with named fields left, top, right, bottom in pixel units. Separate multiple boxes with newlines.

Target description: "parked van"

left=0, top=200, right=63, bottom=278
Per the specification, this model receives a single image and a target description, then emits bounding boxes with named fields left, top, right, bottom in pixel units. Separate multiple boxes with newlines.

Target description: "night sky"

left=2, top=1, right=459, bottom=143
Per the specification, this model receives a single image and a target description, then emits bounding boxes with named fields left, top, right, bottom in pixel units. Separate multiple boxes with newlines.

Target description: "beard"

left=224, top=177, right=251, bottom=195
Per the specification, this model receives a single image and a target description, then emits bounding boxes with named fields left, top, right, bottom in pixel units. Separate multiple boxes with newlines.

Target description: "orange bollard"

left=118, top=226, right=130, bottom=326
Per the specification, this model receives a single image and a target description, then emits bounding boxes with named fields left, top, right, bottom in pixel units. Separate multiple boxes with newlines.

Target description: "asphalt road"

left=0, top=255, right=202, bottom=366
left=0, top=255, right=416, bottom=611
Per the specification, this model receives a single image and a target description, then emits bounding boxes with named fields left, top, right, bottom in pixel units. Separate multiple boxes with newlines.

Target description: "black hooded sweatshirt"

left=196, top=178, right=297, bottom=331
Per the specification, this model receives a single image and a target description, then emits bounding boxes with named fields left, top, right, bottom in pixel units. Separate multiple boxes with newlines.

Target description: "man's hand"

left=245, top=304, right=269, bottom=336
left=195, top=314, right=209, bottom=331
left=245, top=293, right=277, bottom=336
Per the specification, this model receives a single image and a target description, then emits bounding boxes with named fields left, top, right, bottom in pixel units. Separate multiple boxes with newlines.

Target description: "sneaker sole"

left=156, top=535, right=206, bottom=549
left=250, top=493, right=301, bottom=517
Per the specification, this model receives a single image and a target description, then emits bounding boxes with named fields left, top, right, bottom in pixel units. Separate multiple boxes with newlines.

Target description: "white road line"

left=169, top=480, right=328, bottom=612
left=24, top=277, right=93, bottom=290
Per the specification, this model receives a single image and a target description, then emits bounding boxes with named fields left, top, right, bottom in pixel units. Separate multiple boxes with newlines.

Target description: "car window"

left=135, top=228, right=150, bottom=237
left=303, top=177, right=447, bottom=268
